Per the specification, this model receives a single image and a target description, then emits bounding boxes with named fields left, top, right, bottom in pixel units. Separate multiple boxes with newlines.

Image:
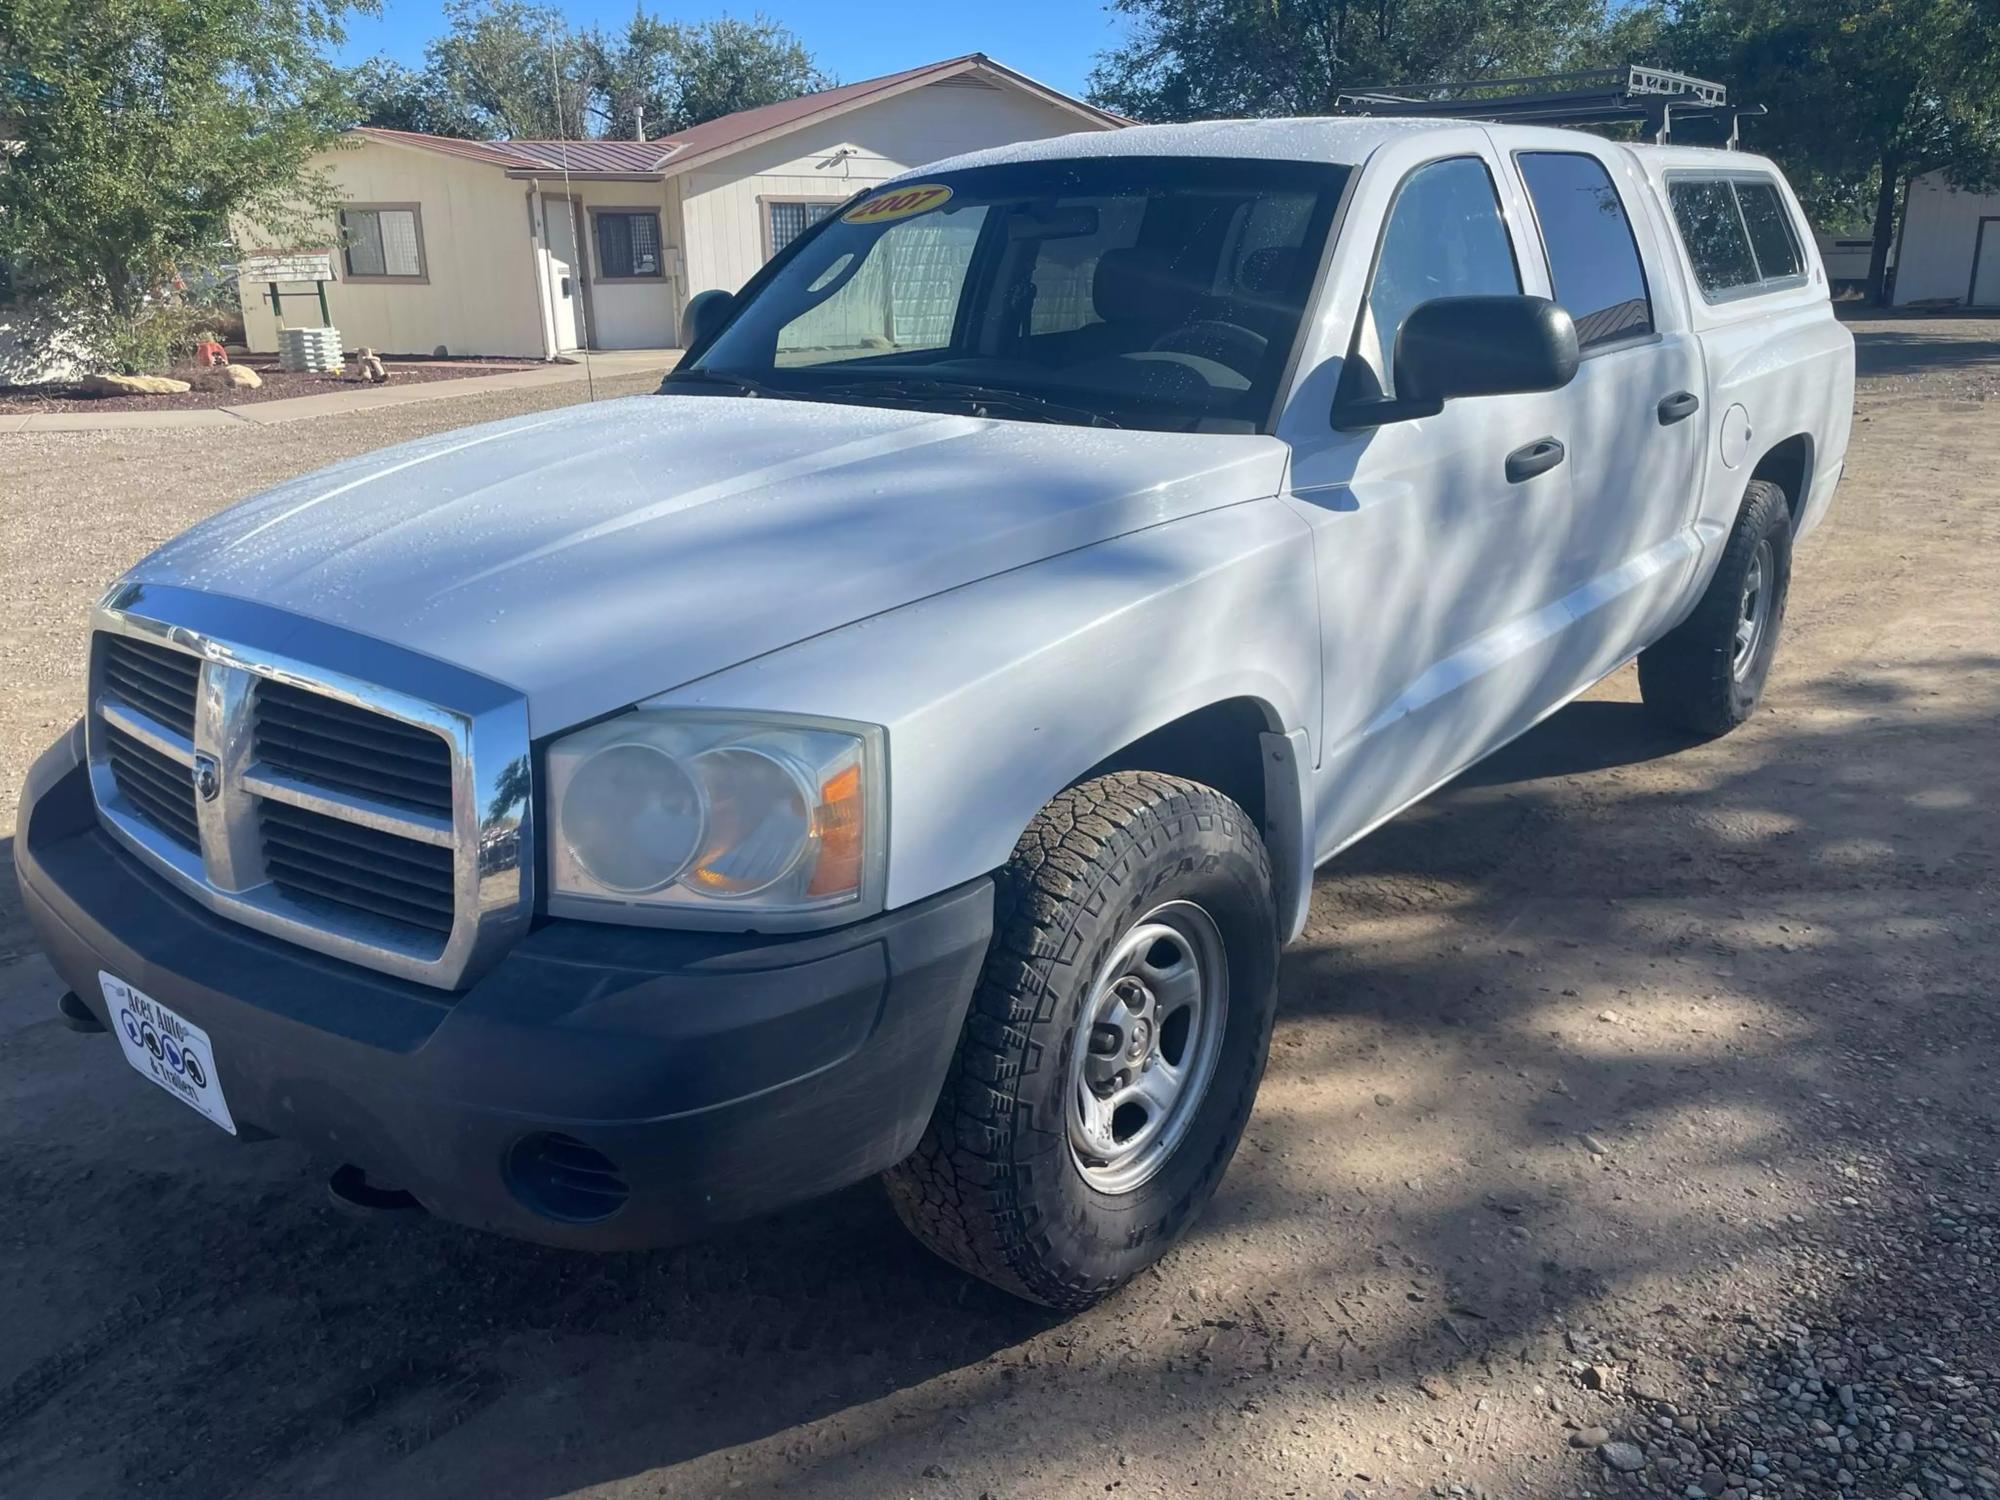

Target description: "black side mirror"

left=678, top=288, right=735, bottom=351
left=1334, top=295, right=1580, bottom=429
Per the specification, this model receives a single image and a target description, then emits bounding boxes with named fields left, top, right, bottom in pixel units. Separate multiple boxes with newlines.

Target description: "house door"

left=1972, top=218, right=2000, bottom=308
left=543, top=198, right=585, bottom=350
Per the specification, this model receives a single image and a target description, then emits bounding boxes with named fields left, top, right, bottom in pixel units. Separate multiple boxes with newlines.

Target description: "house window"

left=339, top=205, right=425, bottom=280
left=593, top=210, right=664, bottom=279
left=765, top=200, right=838, bottom=258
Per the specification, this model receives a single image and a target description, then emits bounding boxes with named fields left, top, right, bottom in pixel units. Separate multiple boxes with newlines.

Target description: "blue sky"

left=333, top=2, right=1134, bottom=100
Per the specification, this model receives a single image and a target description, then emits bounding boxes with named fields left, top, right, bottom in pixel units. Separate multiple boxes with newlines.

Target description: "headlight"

left=545, top=710, right=884, bottom=928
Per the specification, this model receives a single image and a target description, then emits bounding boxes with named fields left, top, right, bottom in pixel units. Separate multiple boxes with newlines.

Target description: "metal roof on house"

left=348, top=54, right=1121, bottom=181
left=500, top=139, right=679, bottom=174
left=350, top=127, right=534, bottom=168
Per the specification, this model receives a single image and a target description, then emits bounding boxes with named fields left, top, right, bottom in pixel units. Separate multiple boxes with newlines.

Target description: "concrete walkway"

left=0, top=349, right=678, bottom=433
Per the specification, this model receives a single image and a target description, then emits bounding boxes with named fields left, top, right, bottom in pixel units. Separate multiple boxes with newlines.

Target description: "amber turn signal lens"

left=807, top=762, right=864, bottom=898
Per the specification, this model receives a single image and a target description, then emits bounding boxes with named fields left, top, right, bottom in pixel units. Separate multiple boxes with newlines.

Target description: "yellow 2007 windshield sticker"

left=843, top=183, right=953, bottom=225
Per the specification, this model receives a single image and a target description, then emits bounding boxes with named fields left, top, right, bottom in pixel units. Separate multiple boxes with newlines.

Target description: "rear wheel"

left=883, top=772, right=1279, bottom=1310
left=1639, top=478, right=1793, bottom=737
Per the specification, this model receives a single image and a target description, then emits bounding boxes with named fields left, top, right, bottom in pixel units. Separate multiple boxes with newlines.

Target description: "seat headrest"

left=1093, top=248, right=1204, bottom=325
left=1239, top=246, right=1304, bottom=297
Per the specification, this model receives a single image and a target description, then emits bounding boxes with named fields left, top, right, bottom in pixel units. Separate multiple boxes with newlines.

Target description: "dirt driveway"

left=1, top=317, right=1995, bottom=1500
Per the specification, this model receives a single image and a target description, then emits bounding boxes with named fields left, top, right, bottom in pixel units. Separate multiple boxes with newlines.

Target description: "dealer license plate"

left=100, top=972, right=237, bottom=1135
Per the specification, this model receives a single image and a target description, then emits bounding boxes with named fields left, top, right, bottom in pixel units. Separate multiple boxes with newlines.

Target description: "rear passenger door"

left=1510, top=146, right=1706, bottom=681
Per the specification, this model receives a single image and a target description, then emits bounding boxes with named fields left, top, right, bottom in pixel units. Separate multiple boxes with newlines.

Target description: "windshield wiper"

left=657, top=368, right=791, bottom=400
left=806, top=377, right=1123, bottom=429
left=664, top=369, right=1124, bottom=429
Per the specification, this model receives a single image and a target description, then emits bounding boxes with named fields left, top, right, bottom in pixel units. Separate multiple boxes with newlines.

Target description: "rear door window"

left=1517, top=152, right=1653, bottom=349
left=1669, top=176, right=1807, bottom=300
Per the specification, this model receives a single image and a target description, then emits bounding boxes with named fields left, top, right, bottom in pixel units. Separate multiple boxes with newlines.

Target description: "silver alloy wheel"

left=1066, top=900, right=1229, bottom=1196
left=1733, top=538, right=1774, bottom=681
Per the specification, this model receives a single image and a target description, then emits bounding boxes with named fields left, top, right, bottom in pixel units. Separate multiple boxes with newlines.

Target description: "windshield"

left=676, top=156, right=1352, bottom=434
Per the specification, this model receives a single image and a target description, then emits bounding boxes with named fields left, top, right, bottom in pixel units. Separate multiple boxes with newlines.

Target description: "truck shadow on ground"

left=1849, top=327, right=2000, bottom=379
left=0, top=654, right=1993, bottom=1498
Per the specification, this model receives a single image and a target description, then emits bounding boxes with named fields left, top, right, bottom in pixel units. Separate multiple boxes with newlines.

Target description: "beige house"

left=236, top=54, right=1121, bottom=359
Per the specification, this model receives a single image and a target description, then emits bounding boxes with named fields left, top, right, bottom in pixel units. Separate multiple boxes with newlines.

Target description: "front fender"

left=652, top=499, right=1321, bottom=913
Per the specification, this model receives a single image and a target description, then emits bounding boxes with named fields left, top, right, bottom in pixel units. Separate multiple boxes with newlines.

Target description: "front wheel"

left=1638, top=478, right=1794, bottom=737
left=883, top=772, right=1279, bottom=1310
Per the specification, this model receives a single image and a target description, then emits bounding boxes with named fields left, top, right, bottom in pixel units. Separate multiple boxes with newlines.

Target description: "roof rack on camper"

left=1335, top=64, right=1761, bottom=148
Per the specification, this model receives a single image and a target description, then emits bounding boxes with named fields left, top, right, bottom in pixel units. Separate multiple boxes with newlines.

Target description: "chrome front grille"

left=258, top=800, right=457, bottom=935
left=102, top=720, right=201, bottom=851
left=85, top=585, right=533, bottom=989
left=254, top=679, right=454, bottom=814
left=102, top=635, right=199, bottom=738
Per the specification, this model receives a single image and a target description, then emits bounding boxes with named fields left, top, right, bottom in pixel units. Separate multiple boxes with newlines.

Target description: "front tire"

left=883, top=772, right=1279, bottom=1310
left=1638, top=478, right=1793, bottom=737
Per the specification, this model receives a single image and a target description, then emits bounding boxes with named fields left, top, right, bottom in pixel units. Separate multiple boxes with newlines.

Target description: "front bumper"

left=17, top=725, right=992, bottom=1250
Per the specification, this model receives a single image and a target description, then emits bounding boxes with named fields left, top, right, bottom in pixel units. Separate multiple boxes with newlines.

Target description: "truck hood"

left=130, top=394, right=1287, bottom=734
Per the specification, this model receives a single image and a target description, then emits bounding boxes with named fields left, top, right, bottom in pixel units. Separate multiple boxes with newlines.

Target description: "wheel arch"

left=1750, top=432, right=1815, bottom=513
left=1673, top=437, right=1816, bottom=641
left=1074, top=696, right=1314, bottom=945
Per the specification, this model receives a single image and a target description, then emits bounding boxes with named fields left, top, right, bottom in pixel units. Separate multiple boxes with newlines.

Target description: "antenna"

left=547, top=33, right=597, bottom=401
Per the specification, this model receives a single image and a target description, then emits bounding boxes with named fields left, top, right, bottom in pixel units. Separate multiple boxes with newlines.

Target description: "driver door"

left=1281, top=148, right=1580, bottom=859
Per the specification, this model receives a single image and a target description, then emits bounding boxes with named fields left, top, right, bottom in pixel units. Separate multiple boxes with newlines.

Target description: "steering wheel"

left=1148, top=320, right=1269, bottom=379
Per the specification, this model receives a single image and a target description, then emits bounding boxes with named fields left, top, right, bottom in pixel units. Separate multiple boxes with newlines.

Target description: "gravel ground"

left=0, top=367, right=660, bottom=826
left=0, top=316, right=1994, bottom=1500
left=0, top=359, right=545, bottom=413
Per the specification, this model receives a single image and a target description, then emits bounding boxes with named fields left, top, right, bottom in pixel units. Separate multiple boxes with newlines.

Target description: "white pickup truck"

left=20, top=118, right=1852, bottom=1309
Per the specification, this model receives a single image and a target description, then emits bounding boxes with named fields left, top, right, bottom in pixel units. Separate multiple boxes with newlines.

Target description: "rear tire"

left=883, top=772, right=1279, bottom=1310
left=1639, top=478, right=1793, bottom=737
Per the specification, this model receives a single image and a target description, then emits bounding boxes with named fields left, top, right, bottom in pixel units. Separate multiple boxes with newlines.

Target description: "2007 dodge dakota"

left=19, top=117, right=1853, bottom=1309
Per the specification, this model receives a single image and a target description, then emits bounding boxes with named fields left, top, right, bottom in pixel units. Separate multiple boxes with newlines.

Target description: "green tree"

left=348, top=56, right=486, bottom=138
left=1087, top=0, right=1632, bottom=122
left=1662, top=0, right=2000, bottom=304
left=593, top=14, right=832, bottom=140
left=418, top=0, right=598, bottom=140
left=0, top=0, right=362, bottom=372
left=351, top=5, right=830, bottom=143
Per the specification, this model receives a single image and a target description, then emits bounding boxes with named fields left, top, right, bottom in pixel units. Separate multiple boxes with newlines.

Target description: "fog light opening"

left=505, top=1132, right=631, bottom=1224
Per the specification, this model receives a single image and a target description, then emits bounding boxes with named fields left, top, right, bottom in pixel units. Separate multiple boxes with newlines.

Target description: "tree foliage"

left=1089, top=0, right=2000, bottom=304
left=1087, top=0, right=1644, bottom=121
left=350, top=3, right=831, bottom=142
left=1659, top=0, right=2000, bottom=300
left=593, top=14, right=831, bottom=140
left=419, top=0, right=597, bottom=139
left=0, top=0, right=361, bottom=371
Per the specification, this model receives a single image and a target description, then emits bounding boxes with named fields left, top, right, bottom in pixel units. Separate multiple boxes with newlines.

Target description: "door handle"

left=1505, top=436, right=1565, bottom=484
left=1657, top=389, right=1700, bottom=425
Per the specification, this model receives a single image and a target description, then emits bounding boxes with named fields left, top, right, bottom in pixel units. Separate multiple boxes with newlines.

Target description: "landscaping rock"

left=188, top=363, right=263, bottom=391
left=79, top=372, right=190, bottom=397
